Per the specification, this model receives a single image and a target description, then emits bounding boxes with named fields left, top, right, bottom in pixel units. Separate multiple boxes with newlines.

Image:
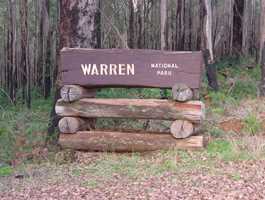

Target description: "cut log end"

left=58, top=131, right=207, bottom=152
left=172, top=83, right=193, bottom=102
left=60, top=85, right=96, bottom=102
left=59, top=117, right=91, bottom=133
left=170, top=120, right=194, bottom=139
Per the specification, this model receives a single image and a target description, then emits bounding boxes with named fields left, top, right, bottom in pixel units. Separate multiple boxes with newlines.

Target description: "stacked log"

left=59, top=131, right=207, bottom=152
left=56, top=84, right=206, bottom=152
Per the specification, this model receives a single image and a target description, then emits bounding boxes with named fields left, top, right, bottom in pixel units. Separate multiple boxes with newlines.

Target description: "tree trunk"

left=160, top=0, right=168, bottom=98
left=260, top=0, right=265, bottom=96
left=59, top=131, right=207, bottom=152
left=259, top=0, right=265, bottom=65
left=242, top=0, right=254, bottom=56
left=43, top=0, right=51, bottom=99
left=8, top=0, right=17, bottom=103
left=161, top=0, right=167, bottom=50
left=20, top=0, right=31, bottom=108
left=47, top=0, right=101, bottom=143
left=128, top=0, right=135, bottom=48
left=232, top=0, right=244, bottom=55
left=201, top=0, right=218, bottom=91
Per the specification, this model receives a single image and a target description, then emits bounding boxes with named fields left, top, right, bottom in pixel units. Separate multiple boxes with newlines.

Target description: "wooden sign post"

left=57, top=48, right=207, bottom=152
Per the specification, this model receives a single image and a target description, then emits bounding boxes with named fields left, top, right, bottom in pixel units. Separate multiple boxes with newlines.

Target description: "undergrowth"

left=206, top=56, right=259, bottom=115
left=0, top=90, right=52, bottom=164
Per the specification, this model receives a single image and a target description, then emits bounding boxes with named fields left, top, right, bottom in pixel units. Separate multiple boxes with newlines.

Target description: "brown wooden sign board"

left=60, top=48, right=204, bottom=89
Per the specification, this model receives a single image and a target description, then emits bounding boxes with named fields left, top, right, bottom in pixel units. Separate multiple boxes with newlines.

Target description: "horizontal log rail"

left=56, top=99, right=205, bottom=123
left=59, top=131, right=207, bottom=152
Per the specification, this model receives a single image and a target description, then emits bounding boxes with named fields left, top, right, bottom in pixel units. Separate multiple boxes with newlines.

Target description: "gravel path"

left=1, top=159, right=265, bottom=200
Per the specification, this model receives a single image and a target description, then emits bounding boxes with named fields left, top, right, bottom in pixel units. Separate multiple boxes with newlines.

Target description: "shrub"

left=243, top=114, right=262, bottom=135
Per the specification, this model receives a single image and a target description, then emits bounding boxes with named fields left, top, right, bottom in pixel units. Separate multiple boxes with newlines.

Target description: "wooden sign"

left=60, top=48, right=204, bottom=89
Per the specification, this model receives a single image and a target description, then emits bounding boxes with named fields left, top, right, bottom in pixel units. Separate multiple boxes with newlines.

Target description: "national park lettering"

left=81, top=63, right=179, bottom=76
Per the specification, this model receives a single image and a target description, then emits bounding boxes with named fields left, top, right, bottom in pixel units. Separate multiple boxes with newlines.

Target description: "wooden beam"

left=59, top=131, right=207, bottom=152
left=55, top=99, right=205, bottom=123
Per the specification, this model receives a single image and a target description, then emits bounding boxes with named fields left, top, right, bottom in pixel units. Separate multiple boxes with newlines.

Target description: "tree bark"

left=203, top=0, right=214, bottom=61
left=59, top=131, right=207, bottom=152
left=128, top=0, right=135, bottom=48
left=201, top=0, right=218, bottom=91
left=242, top=0, right=254, bottom=56
left=160, top=0, right=168, bottom=98
left=232, top=0, right=244, bottom=55
left=260, top=1, right=265, bottom=96
left=8, top=0, right=17, bottom=103
left=20, top=0, right=29, bottom=107
left=259, top=0, right=265, bottom=65
left=56, top=99, right=205, bottom=124
left=47, top=0, right=101, bottom=143
left=161, top=0, right=167, bottom=51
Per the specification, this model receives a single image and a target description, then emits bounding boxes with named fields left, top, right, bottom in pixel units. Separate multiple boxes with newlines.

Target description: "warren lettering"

left=81, top=64, right=135, bottom=76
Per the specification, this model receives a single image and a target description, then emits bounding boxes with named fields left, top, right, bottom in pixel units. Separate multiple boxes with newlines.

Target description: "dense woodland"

left=2, top=1, right=265, bottom=197
left=0, top=0, right=264, bottom=107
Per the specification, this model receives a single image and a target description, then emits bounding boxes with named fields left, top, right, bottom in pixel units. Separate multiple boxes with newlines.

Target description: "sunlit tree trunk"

left=202, top=0, right=218, bottom=90
left=161, top=0, right=167, bottom=50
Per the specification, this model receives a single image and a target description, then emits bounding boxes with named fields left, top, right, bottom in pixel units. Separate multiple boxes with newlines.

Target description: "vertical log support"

left=172, top=83, right=194, bottom=102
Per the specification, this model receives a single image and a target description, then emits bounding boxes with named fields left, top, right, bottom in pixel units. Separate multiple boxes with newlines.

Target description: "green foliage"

left=85, top=153, right=141, bottom=179
left=229, top=173, right=242, bottom=181
left=0, top=166, right=13, bottom=177
left=206, top=56, right=259, bottom=120
left=82, top=180, right=99, bottom=189
left=212, top=56, right=259, bottom=100
left=230, top=80, right=257, bottom=100
left=0, top=125, right=16, bottom=162
left=207, top=140, right=232, bottom=155
left=210, top=107, right=225, bottom=115
left=243, top=114, right=262, bottom=135
left=97, top=88, right=171, bottom=99
left=207, top=140, right=251, bottom=161
left=0, top=96, right=52, bottom=163
left=207, top=91, right=237, bottom=108
left=208, top=127, right=225, bottom=137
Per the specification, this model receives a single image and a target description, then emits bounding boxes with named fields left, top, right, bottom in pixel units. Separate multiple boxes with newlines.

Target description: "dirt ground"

left=1, top=151, right=265, bottom=200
